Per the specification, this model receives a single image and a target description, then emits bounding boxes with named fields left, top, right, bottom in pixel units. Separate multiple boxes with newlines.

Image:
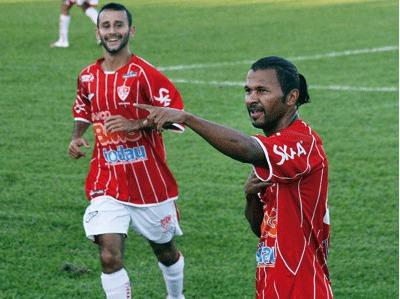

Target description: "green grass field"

left=0, top=0, right=398, bottom=298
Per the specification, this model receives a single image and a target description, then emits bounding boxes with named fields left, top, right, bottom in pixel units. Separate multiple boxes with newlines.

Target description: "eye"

left=257, top=88, right=268, bottom=94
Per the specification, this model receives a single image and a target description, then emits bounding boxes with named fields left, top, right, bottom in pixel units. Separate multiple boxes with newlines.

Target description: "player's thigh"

left=83, top=196, right=131, bottom=242
left=129, top=200, right=183, bottom=244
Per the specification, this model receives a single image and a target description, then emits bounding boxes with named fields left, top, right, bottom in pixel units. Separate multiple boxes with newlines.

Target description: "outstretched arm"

left=135, top=104, right=266, bottom=165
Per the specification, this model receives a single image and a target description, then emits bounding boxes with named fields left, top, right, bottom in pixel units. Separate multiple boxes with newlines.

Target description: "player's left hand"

left=244, top=170, right=271, bottom=196
left=104, top=115, right=140, bottom=133
left=134, top=104, right=187, bottom=132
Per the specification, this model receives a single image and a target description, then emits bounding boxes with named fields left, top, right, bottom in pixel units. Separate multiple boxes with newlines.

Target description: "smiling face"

left=97, top=9, right=134, bottom=55
left=244, top=68, right=290, bottom=134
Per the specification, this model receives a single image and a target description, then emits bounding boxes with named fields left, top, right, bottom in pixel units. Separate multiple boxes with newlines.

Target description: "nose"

left=245, top=90, right=258, bottom=105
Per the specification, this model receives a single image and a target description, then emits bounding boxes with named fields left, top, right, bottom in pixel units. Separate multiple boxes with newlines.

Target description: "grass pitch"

left=0, top=0, right=398, bottom=298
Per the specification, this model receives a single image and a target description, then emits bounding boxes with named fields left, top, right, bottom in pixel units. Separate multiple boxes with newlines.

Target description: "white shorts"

left=83, top=196, right=183, bottom=244
left=64, top=0, right=98, bottom=6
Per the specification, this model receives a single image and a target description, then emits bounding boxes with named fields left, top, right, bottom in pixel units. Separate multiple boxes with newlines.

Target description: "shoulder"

left=77, top=61, right=99, bottom=82
left=254, top=120, right=316, bottom=147
left=133, top=55, right=168, bottom=78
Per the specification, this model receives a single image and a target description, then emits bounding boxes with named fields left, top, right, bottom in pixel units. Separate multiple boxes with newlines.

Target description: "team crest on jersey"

left=117, top=85, right=130, bottom=101
left=81, top=74, right=94, bottom=83
left=154, top=88, right=171, bottom=107
left=123, top=71, right=138, bottom=79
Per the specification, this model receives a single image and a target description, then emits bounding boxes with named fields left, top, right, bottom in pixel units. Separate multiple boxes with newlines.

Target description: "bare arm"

left=68, top=121, right=90, bottom=159
left=245, top=194, right=264, bottom=238
left=104, top=115, right=149, bottom=133
left=244, top=171, right=270, bottom=237
left=135, top=104, right=266, bottom=165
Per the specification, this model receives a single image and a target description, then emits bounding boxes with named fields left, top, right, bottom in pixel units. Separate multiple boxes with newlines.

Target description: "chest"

left=86, top=70, right=143, bottom=117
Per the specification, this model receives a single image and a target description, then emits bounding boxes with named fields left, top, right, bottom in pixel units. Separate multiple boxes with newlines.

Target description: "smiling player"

left=68, top=3, right=186, bottom=299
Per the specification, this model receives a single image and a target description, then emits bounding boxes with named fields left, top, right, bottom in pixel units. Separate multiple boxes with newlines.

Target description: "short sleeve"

left=140, top=68, right=185, bottom=132
left=252, top=131, right=314, bottom=184
left=72, top=74, right=92, bottom=123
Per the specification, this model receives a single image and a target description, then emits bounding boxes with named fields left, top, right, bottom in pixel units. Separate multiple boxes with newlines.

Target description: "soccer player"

left=135, top=56, right=333, bottom=298
left=68, top=3, right=185, bottom=299
left=51, top=0, right=99, bottom=48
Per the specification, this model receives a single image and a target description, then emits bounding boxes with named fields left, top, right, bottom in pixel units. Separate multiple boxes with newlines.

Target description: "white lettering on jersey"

left=273, top=141, right=307, bottom=165
left=92, top=111, right=111, bottom=122
left=117, top=85, right=130, bottom=101
left=81, top=74, right=94, bottom=83
left=154, top=88, right=171, bottom=107
left=74, top=103, right=86, bottom=114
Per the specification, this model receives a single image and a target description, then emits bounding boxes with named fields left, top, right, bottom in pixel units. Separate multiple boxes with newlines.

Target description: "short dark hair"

left=250, top=56, right=310, bottom=107
left=97, top=2, right=133, bottom=28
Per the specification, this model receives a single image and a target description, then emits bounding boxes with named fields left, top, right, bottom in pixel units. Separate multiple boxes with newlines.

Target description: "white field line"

left=170, top=78, right=398, bottom=92
left=158, top=45, right=398, bottom=71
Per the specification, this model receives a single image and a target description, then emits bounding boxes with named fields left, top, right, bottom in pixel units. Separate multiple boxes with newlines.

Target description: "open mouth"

left=248, top=106, right=264, bottom=120
left=105, top=36, right=121, bottom=44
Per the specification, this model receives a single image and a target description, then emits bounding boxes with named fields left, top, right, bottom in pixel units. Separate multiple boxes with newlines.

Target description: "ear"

left=285, top=89, right=299, bottom=107
left=96, top=28, right=100, bottom=40
left=130, top=26, right=136, bottom=38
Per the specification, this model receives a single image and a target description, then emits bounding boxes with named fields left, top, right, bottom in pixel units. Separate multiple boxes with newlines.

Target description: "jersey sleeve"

left=72, top=74, right=92, bottom=123
left=140, top=68, right=185, bottom=132
left=252, top=131, right=314, bottom=183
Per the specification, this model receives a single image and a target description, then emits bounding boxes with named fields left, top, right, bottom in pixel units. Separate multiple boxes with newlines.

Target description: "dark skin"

left=243, top=171, right=271, bottom=237
left=134, top=68, right=299, bottom=236
left=68, top=8, right=181, bottom=274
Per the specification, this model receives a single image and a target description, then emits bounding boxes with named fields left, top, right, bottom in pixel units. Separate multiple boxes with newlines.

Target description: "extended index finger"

left=134, top=103, right=154, bottom=111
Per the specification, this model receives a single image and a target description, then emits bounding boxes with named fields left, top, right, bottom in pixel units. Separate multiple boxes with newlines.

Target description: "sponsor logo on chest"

left=103, top=145, right=147, bottom=165
left=81, top=74, right=94, bottom=83
left=122, top=71, right=138, bottom=79
left=93, top=122, right=142, bottom=145
left=273, top=141, right=307, bottom=165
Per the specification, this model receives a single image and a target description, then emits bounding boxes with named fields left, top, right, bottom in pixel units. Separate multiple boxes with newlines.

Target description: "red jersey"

left=72, top=54, right=184, bottom=206
left=252, top=120, right=332, bottom=299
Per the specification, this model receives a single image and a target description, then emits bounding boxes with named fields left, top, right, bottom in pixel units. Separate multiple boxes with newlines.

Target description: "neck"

left=263, top=110, right=298, bottom=136
left=102, top=48, right=132, bottom=72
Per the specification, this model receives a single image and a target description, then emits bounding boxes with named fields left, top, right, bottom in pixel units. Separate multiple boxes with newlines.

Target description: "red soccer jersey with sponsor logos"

left=252, top=119, right=332, bottom=299
left=72, top=54, right=184, bottom=206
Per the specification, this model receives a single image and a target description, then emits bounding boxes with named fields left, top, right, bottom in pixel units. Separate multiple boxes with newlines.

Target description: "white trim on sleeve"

left=251, top=136, right=273, bottom=182
left=74, top=117, right=92, bottom=124
left=168, top=123, right=185, bottom=133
